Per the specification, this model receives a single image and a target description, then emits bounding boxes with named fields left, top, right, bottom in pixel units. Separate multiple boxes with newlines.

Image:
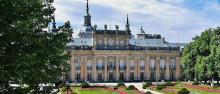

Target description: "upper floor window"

left=150, top=58, right=156, bottom=69
left=170, top=58, right=176, bottom=69
left=160, top=59, right=165, bottom=69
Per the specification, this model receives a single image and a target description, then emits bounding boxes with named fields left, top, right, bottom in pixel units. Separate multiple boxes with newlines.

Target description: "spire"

left=51, top=13, right=57, bottom=32
left=140, top=26, right=145, bottom=34
left=84, top=0, right=91, bottom=26
left=126, top=14, right=130, bottom=31
left=86, top=0, right=89, bottom=14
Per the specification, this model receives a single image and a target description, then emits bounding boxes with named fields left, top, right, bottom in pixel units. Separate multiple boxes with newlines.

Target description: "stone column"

left=134, top=57, right=138, bottom=80
left=145, top=56, right=150, bottom=80
left=71, top=57, right=75, bottom=81
left=104, top=56, right=108, bottom=81
left=176, top=57, right=180, bottom=80
left=116, top=57, right=119, bottom=81
left=85, top=57, right=88, bottom=81
left=126, top=56, right=130, bottom=81
left=165, top=57, right=170, bottom=80
left=80, top=56, right=84, bottom=81
left=156, top=57, right=160, bottom=81
left=137, top=57, right=140, bottom=80
left=93, top=56, right=97, bottom=81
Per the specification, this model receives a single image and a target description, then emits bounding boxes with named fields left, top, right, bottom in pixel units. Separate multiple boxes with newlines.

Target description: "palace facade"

left=66, top=0, right=186, bottom=82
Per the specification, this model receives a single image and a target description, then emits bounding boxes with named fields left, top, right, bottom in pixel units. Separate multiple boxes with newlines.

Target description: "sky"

left=53, top=0, right=220, bottom=43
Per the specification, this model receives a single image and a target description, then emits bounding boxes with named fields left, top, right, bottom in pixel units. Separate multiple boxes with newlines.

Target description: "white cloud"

left=53, top=0, right=220, bottom=43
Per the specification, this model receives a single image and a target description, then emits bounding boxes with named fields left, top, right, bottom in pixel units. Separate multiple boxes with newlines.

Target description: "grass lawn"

left=150, top=82, right=220, bottom=94
left=59, top=87, right=118, bottom=94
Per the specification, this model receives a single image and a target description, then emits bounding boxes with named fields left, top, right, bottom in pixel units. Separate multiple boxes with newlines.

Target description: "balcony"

left=76, top=66, right=81, bottom=70
left=130, top=66, right=135, bottom=70
left=119, top=66, right=126, bottom=70
left=96, top=66, right=104, bottom=70
left=108, top=66, right=115, bottom=70
left=87, top=66, right=92, bottom=71
left=140, top=66, right=145, bottom=70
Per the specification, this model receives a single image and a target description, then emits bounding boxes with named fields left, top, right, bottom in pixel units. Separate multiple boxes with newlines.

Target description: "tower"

left=84, top=0, right=91, bottom=26
left=126, top=14, right=130, bottom=31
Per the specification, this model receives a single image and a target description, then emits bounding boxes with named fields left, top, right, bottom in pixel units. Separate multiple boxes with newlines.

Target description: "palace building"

left=66, top=0, right=186, bottom=82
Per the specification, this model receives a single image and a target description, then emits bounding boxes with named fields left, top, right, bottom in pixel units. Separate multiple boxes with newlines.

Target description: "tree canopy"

left=181, top=27, right=220, bottom=82
left=0, top=0, right=72, bottom=93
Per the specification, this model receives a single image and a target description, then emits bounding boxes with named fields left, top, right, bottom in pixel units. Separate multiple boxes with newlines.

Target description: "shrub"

left=116, top=82, right=125, bottom=87
left=178, top=88, right=190, bottom=94
left=80, top=82, right=90, bottom=88
left=164, top=81, right=175, bottom=86
left=113, top=86, right=118, bottom=90
left=145, top=91, right=152, bottom=94
left=126, top=85, right=136, bottom=90
left=156, top=84, right=164, bottom=90
left=192, top=81, right=200, bottom=85
left=143, top=82, right=152, bottom=89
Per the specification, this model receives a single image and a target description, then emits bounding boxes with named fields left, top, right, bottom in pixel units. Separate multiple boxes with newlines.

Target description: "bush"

left=192, top=81, right=200, bottom=85
left=178, top=88, right=190, bottom=94
left=126, top=85, right=136, bottom=90
left=116, top=82, right=125, bottom=87
left=143, top=82, right=152, bottom=89
left=156, top=84, right=164, bottom=90
left=113, top=86, right=118, bottom=90
left=145, top=91, right=152, bottom=94
left=164, top=81, right=175, bottom=86
left=80, top=82, right=90, bottom=88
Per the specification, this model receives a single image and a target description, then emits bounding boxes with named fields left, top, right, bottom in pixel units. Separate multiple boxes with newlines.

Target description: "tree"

left=0, top=0, right=72, bottom=93
left=181, top=27, right=220, bottom=84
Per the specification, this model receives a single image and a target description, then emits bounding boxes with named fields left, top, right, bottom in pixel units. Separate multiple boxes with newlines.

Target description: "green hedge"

left=143, top=82, right=152, bottom=89
left=192, top=81, right=200, bottom=85
left=126, top=85, right=136, bottom=90
left=80, top=82, right=90, bottom=88
left=145, top=91, right=152, bottom=94
left=178, top=88, right=190, bottom=94
left=116, top=82, right=125, bottom=87
left=164, top=81, right=175, bottom=86
left=156, top=84, right=164, bottom=90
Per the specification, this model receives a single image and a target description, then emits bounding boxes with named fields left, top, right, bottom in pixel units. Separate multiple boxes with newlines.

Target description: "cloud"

left=53, top=0, right=220, bottom=43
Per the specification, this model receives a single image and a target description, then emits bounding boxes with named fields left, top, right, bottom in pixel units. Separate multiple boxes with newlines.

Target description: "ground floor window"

left=98, top=73, right=103, bottom=81
left=150, top=70, right=155, bottom=80
left=140, top=72, right=144, bottom=80
left=109, top=72, right=113, bottom=81
left=130, top=72, right=134, bottom=81
left=120, top=72, right=125, bottom=81
left=170, top=72, right=175, bottom=80
left=76, top=73, right=81, bottom=81
left=87, top=73, right=92, bottom=81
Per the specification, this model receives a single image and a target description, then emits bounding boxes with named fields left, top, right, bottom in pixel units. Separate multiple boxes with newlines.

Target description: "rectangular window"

left=109, top=72, right=113, bottom=81
left=87, top=73, right=92, bottom=81
left=98, top=73, right=102, bottom=81
left=130, top=73, right=134, bottom=81
left=140, top=72, right=144, bottom=80
left=76, top=73, right=81, bottom=81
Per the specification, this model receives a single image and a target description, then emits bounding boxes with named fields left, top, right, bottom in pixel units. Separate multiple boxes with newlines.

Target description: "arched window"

left=150, top=59, right=155, bottom=69
left=130, top=61, right=135, bottom=70
left=140, top=61, right=145, bottom=70
left=160, top=59, right=165, bottom=69
left=74, top=58, right=80, bottom=70
left=119, top=60, right=125, bottom=70
left=170, top=58, right=176, bottom=69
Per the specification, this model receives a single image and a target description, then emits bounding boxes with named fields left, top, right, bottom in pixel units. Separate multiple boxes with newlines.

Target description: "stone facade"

left=66, top=0, right=185, bottom=82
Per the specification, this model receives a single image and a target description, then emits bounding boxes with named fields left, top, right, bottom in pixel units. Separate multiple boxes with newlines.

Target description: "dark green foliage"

left=192, top=81, right=200, bottom=85
left=80, top=82, right=90, bottom=88
left=126, top=85, right=136, bottom=90
left=145, top=91, right=152, bottom=94
left=181, top=27, right=220, bottom=81
left=0, top=0, right=72, bottom=93
left=113, top=86, right=118, bottom=90
left=143, top=82, right=152, bottom=89
left=164, top=81, right=175, bottom=86
left=178, top=88, right=190, bottom=94
left=116, top=82, right=125, bottom=87
left=156, top=84, right=164, bottom=90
